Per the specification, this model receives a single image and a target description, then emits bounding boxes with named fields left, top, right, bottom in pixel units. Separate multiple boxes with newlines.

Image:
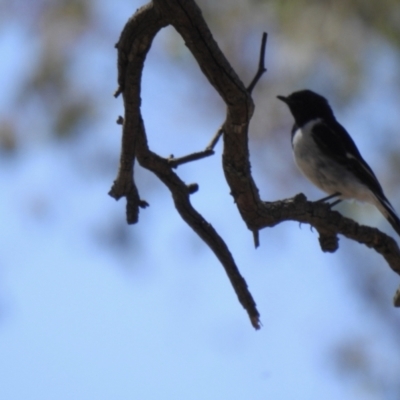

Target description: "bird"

left=277, top=89, right=400, bottom=236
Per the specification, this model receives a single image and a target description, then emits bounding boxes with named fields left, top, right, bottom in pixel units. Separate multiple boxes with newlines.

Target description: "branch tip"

left=393, top=288, right=400, bottom=307
left=252, top=229, right=260, bottom=248
left=114, top=87, right=122, bottom=98
left=108, top=185, right=122, bottom=200
left=251, top=316, right=262, bottom=330
left=187, top=183, right=199, bottom=194
left=139, top=200, right=150, bottom=208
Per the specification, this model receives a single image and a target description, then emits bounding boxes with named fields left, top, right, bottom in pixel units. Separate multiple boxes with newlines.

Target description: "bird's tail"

left=373, top=194, right=400, bottom=237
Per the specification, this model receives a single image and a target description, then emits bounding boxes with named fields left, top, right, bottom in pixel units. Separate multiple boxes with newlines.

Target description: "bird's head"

left=277, top=90, right=335, bottom=126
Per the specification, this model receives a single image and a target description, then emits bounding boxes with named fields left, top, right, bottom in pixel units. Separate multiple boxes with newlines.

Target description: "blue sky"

left=1, top=1, right=400, bottom=399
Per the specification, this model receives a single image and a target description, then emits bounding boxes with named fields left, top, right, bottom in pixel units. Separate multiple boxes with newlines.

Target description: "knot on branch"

left=318, top=231, right=339, bottom=253
left=293, top=192, right=307, bottom=206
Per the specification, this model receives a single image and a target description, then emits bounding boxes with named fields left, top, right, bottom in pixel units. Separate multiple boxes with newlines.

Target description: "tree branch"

left=109, top=3, right=166, bottom=223
left=110, top=0, right=260, bottom=329
left=110, top=0, right=400, bottom=328
left=258, top=194, right=400, bottom=273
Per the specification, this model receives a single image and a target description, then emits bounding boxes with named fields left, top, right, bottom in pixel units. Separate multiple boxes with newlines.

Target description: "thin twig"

left=167, top=125, right=223, bottom=169
left=168, top=149, right=214, bottom=168
left=114, top=87, right=123, bottom=98
left=206, top=126, right=224, bottom=151
left=247, top=32, right=268, bottom=94
left=165, top=32, right=267, bottom=161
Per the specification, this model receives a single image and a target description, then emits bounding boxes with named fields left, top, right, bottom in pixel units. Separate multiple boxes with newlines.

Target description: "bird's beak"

left=276, top=95, right=288, bottom=103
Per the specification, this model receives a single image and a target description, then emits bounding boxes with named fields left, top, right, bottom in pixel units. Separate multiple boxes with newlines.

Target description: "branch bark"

left=110, top=0, right=400, bottom=328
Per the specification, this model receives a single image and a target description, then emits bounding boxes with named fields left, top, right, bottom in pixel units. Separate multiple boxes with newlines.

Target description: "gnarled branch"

left=110, top=0, right=400, bottom=328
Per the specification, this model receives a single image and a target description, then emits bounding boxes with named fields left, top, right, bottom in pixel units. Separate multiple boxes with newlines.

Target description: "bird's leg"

left=329, top=199, right=342, bottom=207
left=315, top=192, right=342, bottom=207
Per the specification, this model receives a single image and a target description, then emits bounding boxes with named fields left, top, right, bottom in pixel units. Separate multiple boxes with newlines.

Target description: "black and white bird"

left=277, top=89, right=400, bottom=236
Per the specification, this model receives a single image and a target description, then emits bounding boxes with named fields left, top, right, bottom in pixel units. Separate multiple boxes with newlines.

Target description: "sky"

left=0, top=1, right=400, bottom=399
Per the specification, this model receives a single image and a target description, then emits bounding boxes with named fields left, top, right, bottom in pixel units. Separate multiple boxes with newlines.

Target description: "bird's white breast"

left=292, top=119, right=326, bottom=187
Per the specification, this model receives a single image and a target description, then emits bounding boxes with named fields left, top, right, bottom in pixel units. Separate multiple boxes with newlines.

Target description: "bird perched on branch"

left=277, top=89, right=400, bottom=236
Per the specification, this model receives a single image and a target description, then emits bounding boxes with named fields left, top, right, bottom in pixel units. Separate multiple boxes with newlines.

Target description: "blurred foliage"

left=1, top=0, right=97, bottom=147
left=2, top=0, right=400, bottom=396
left=2, top=0, right=400, bottom=146
left=198, top=0, right=400, bottom=96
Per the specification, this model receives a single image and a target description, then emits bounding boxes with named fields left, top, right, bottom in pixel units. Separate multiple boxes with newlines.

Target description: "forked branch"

left=110, top=0, right=400, bottom=328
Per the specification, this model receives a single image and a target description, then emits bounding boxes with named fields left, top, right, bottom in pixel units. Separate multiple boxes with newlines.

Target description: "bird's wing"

left=311, top=121, right=386, bottom=197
